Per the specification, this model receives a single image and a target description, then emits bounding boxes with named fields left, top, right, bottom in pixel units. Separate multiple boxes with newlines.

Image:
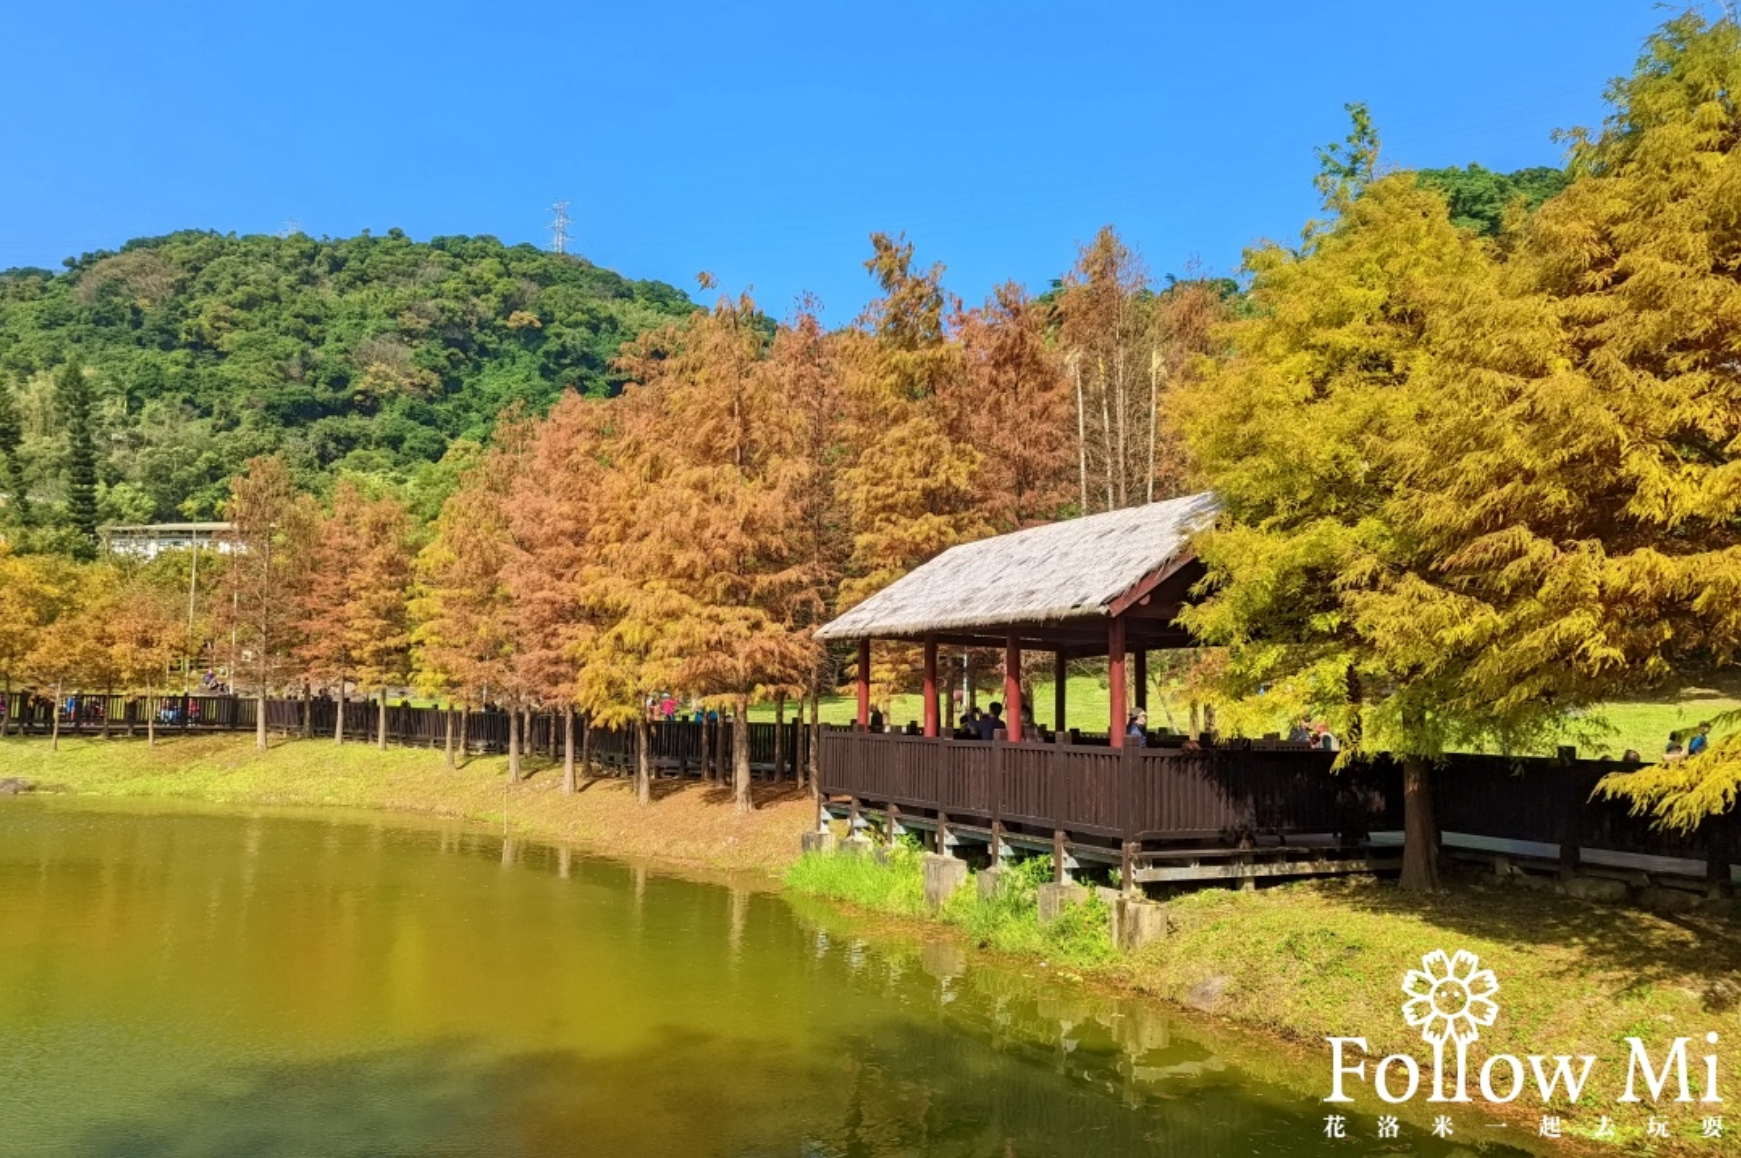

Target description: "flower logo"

left=1402, top=949, right=1499, bottom=1046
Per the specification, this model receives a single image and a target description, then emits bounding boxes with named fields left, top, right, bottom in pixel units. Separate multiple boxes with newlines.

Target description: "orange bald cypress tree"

left=838, top=236, right=987, bottom=603
left=109, top=575, right=186, bottom=747
left=608, top=287, right=824, bottom=812
left=835, top=236, right=988, bottom=707
left=413, top=416, right=533, bottom=781
left=955, top=282, right=1075, bottom=531
left=346, top=491, right=416, bottom=750
left=505, top=391, right=612, bottom=793
left=299, top=481, right=369, bottom=743
left=768, top=299, right=849, bottom=789
left=219, top=455, right=317, bottom=751
left=570, top=385, right=679, bottom=807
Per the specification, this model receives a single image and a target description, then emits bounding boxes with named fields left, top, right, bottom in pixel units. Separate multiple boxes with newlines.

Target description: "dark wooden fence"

left=817, top=731, right=1738, bottom=878
left=0, top=692, right=259, bottom=736
left=4, top=692, right=1731, bottom=876
left=822, top=731, right=1399, bottom=844
left=0, top=693, right=807, bottom=778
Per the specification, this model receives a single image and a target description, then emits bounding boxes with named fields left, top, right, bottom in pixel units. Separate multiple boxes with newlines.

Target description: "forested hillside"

left=1416, top=163, right=1569, bottom=235
left=0, top=231, right=693, bottom=534
left=0, top=161, right=1566, bottom=554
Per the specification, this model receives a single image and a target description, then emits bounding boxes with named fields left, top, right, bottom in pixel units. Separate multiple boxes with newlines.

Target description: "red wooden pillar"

left=1004, top=631, right=1023, bottom=742
left=1053, top=651, right=1067, bottom=735
left=1135, top=649, right=1148, bottom=711
left=856, top=638, right=871, bottom=730
left=922, top=635, right=939, bottom=738
left=1108, top=616, right=1127, bottom=748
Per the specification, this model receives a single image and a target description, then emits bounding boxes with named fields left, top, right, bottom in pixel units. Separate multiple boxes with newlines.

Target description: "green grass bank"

left=787, top=844, right=1740, bottom=1152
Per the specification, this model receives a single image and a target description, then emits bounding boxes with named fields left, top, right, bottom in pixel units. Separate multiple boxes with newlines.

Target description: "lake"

left=0, top=798, right=1524, bottom=1156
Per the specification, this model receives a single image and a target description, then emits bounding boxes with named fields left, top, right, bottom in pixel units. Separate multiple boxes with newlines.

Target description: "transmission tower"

left=550, top=200, right=571, bottom=255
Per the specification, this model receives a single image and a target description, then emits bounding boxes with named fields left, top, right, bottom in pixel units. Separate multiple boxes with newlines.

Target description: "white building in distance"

left=101, top=522, right=234, bottom=560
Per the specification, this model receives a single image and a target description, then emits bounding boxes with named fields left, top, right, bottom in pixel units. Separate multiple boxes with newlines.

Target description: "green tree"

left=0, top=231, right=695, bottom=534
left=0, top=376, right=26, bottom=530
left=1417, top=164, right=1570, bottom=236
left=57, top=362, right=99, bottom=557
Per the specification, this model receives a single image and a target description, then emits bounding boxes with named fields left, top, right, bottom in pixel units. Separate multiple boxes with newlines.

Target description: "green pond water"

left=0, top=798, right=1530, bottom=1157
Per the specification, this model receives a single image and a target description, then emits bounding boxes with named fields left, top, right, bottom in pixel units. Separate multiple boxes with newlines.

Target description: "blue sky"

left=0, top=1, right=1674, bottom=323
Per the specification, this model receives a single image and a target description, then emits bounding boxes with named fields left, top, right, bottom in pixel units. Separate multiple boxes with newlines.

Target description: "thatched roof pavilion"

left=816, top=493, right=1220, bottom=745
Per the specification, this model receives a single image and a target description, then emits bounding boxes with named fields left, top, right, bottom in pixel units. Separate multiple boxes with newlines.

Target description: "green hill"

left=0, top=230, right=694, bottom=530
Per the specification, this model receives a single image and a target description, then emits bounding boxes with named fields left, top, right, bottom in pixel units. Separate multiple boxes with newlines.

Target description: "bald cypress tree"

left=1393, top=13, right=1741, bottom=831
left=1175, top=116, right=1496, bottom=891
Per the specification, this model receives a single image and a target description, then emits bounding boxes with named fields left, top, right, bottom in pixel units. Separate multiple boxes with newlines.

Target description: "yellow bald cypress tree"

left=1175, top=114, right=1496, bottom=891
left=1391, top=13, right=1741, bottom=831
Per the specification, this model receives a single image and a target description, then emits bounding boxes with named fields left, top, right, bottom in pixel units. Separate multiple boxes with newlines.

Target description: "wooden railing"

left=819, top=731, right=1401, bottom=845
left=0, top=693, right=807, bottom=777
left=0, top=693, right=259, bottom=736
left=817, top=730, right=1737, bottom=872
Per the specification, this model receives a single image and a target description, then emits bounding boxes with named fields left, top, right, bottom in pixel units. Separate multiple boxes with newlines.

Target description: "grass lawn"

left=0, top=733, right=814, bottom=876
left=790, top=849, right=1741, bottom=1152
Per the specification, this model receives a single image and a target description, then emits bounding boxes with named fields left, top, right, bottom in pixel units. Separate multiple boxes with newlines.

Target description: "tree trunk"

left=444, top=706, right=456, bottom=770
left=635, top=714, right=651, bottom=806
left=808, top=687, right=820, bottom=797
left=377, top=691, right=388, bottom=751
left=794, top=695, right=807, bottom=791
left=1114, top=348, right=1128, bottom=508
left=773, top=693, right=786, bottom=783
left=103, top=682, right=113, bottom=739
left=146, top=681, right=156, bottom=747
left=1399, top=755, right=1442, bottom=893
left=458, top=703, right=469, bottom=764
left=51, top=680, right=62, bottom=753
left=302, top=682, right=313, bottom=739
left=733, top=696, right=752, bottom=814
left=508, top=706, right=522, bottom=783
left=700, top=712, right=713, bottom=783
left=1, top=677, right=10, bottom=739
left=1072, top=356, right=1088, bottom=514
left=562, top=704, right=576, bottom=795
left=255, top=686, right=267, bottom=751
left=335, top=685, right=346, bottom=745
left=1344, top=666, right=1364, bottom=750
left=1146, top=351, right=1160, bottom=503
left=1098, top=361, right=1116, bottom=510
left=580, top=713, right=593, bottom=782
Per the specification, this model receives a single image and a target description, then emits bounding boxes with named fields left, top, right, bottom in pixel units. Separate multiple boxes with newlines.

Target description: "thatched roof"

left=816, top=492, right=1220, bottom=642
